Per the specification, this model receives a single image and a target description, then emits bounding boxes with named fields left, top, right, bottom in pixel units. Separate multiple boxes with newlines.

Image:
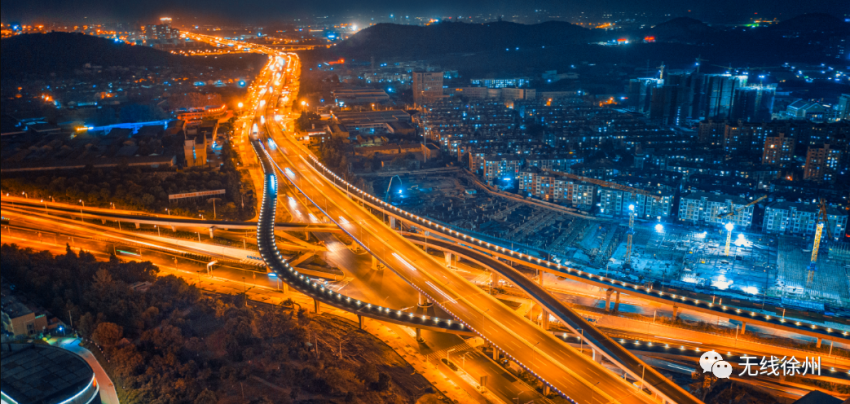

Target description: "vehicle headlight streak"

left=303, top=154, right=849, bottom=342
left=425, top=281, right=457, bottom=304
left=249, top=137, right=467, bottom=336
left=392, top=252, right=416, bottom=271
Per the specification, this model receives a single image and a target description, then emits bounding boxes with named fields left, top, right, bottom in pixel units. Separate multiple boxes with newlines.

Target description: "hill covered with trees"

left=316, top=14, right=847, bottom=76
left=1, top=244, right=444, bottom=404
left=1, top=32, right=267, bottom=78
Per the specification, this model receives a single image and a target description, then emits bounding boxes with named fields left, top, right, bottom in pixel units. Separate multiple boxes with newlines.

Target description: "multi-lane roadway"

left=236, top=50, right=690, bottom=404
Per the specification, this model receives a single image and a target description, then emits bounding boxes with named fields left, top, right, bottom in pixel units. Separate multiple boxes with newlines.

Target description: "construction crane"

left=807, top=199, right=832, bottom=287
left=717, top=195, right=768, bottom=221
left=717, top=195, right=768, bottom=256
left=541, top=169, right=662, bottom=201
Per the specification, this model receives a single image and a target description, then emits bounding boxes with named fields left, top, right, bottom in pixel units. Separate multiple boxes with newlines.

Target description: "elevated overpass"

left=402, top=232, right=704, bottom=404
left=250, top=138, right=475, bottom=336
left=1, top=197, right=341, bottom=234
left=187, top=35, right=696, bottom=403
left=313, top=166, right=850, bottom=346
left=259, top=88, right=668, bottom=404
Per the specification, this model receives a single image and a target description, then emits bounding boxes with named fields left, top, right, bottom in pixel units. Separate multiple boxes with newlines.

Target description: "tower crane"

left=540, top=170, right=661, bottom=267
left=807, top=199, right=832, bottom=287
left=717, top=194, right=768, bottom=256
left=541, top=169, right=662, bottom=201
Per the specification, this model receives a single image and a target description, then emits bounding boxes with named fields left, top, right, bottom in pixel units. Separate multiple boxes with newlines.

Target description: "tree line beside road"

left=1, top=244, right=438, bottom=404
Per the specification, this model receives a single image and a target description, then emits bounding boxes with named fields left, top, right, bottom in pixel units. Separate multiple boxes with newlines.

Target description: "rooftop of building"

left=1, top=295, right=33, bottom=318
left=1, top=343, right=95, bottom=404
left=680, top=191, right=751, bottom=205
left=332, top=110, right=412, bottom=126
left=765, top=200, right=847, bottom=216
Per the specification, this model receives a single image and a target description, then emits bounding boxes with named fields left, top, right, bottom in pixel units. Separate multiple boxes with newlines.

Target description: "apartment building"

left=678, top=191, right=755, bottom=228
left=763, top=201, right=847, bottom=240
left=518, top=169, right=597, bottom=210
left=598, top=188, right=674, bottom=219
left=803, top=144, right=842, bottom=183
left=762, top=132, right=795, bottom=165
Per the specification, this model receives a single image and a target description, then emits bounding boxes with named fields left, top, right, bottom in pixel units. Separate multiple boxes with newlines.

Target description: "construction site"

left=368, top=171, right=850, bottom=315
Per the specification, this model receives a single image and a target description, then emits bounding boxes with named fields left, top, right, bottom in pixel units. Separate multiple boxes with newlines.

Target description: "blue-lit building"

left=1, top=344, right=99, bottom=404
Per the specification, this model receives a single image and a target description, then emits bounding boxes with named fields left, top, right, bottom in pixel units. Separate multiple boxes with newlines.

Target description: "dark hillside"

left=335, top=21, right=596, bottom=59
left=1, top=32, right=267, bottom=78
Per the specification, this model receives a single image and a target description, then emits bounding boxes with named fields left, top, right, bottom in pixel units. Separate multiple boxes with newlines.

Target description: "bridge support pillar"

left=543, top=385, right=551, bottom=396
left=740, top=321, right=746, bottom=335
left=313, top=298, right=320, bottom=313
left=135, top=222, right=140, bottom=229
left=444, top=252, right=453, bottom=268
left=541, top=309, right=550, bottom=330
left=538, top=269, right=544, bottom=286
left=389, top=216, right=396, bottom=230
left=416, top=328, right=422, bottom=340
left=371, top=255, right=378, bottom=270
left=492, top=346, right=499, bottom=361
left=672, top=304, right=679, bottom=319
left=605, top=288, right=614, bottom=312
left=358, top=315, right=363, bottom=329
left=613, top=291, right=620, bottom=313
left=282, top=282, right=288, bottom=294
left=101, top=219, right=107, bottom=224
left=418, top=292, right=432, bottom=307
left=171, top=226, right=176, bottom=232
left=209, top=226, right=215, bottom=239
left=816, top=338, right=821, bottom=348
left=592, top=348, right=604, bottom=364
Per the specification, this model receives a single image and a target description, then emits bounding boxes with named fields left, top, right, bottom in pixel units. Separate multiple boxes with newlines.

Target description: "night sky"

left=1, top=0, right=847, bottom=24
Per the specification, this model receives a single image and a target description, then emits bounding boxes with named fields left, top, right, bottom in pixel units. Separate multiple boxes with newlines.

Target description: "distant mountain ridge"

left=2, top=32, right=183, bottom=76
left=331, top=14, right=850, bottom=59
left=768, top=13, right=849, bottom=33
left=1, top=32, right=266, bottom=78
left=336, top=21, right=595, bottom=58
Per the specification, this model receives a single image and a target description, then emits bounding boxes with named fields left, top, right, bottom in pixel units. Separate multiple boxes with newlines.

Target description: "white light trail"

left=425, top=281, right=457, bottom=304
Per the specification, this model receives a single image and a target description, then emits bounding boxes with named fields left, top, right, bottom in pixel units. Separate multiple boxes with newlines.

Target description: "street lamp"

left=79, top=200, right=85, bottom=222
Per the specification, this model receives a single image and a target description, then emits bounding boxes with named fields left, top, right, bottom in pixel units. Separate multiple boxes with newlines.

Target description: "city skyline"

left=2, top=0, right=848, bottom=25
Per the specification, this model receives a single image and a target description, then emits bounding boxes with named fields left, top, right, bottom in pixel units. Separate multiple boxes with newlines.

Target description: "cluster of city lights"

left=305, top=155, right=849, bottom=341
